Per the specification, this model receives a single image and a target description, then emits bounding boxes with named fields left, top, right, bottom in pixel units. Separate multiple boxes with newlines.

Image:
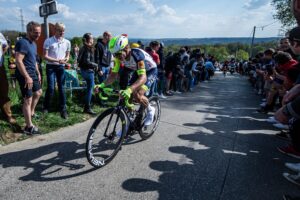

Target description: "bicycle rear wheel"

left=139, top=96, right=161, bottom=140
left=86, top=108, right=126, bottom=168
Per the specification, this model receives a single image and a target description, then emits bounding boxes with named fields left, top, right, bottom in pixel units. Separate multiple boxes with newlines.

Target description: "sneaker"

left=165, top=91, right=173, bottom=96
left=283, top=172, right=300, bottom=187
left=273, top=123, right=289, bottom=130
left=175, top=91, right=182, bottom=94
left=258, top=89, right=262, bottom=95
left=61, top=110, right=68, bottom=119
left=266, top=116, right=279, bottom=124
left=158, top=94, right=167, bottom=99
left=275, top=131, right=290, bottom=140
left=256, top=107, right=268, bottom=114
left=260, top=102, right=266, bottom=107
left=285, top=163, right=300, bottom=173
left=24, top=126, right=40, bottom=135
left=278, top=145, right=300, bottom=159
left=144, top=106, right=155, bottom=126
left=84, top=107, right=96, bottom=115
left=283, top=194, right=300, bottom=200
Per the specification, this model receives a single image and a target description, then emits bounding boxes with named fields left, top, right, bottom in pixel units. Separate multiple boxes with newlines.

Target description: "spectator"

left=164, top=51, right=174, bottom=96
left=157, top=42, right=167, bottom=98
left=78, top=33, right=98, bottom=114
left=278, top=37, right=297, bottom=59
left=43, top=22, right=71, bottom=119
left=276, top=26, right=300, bottom=159
left=185, top=53, right=202, bottom=92
left=205, top=59, right=215, bottom=80
left=15, top=21, right=42, bottom=134
left=95, top=31, right=112, bottom=84
left=147, top=41, right=160, bottom=96
left=0, top=32, right=16, bottom=124
left=72, top=44, right=80, bottom=68
left=137, top=40, right=145, bottom=50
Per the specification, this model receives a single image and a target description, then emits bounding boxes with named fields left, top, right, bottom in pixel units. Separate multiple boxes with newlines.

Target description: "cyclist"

left=96, top=34, right=157, bottom=126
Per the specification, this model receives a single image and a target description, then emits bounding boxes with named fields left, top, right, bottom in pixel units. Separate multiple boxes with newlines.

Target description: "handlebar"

left=94, top=85, right=134, bottom=109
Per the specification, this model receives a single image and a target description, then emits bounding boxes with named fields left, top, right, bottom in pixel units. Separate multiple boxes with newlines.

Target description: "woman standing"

left=78, top=33, right=98, bottom=114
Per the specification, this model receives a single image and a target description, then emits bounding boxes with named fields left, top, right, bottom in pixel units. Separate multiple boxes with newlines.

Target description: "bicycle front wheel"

left=139, top=96, right=161, bottom=140
left=86, top=108, right=126, bottom=168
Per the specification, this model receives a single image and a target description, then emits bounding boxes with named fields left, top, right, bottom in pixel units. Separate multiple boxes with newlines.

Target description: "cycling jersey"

left=112, top=48, right=157, bottom=73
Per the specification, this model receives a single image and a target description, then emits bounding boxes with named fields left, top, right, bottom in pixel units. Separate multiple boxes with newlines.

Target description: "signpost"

left=39, top=0, right=58, bottom=38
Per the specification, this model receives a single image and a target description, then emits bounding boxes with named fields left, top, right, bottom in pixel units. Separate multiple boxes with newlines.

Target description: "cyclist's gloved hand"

left=94, top=83, right=105, bottom=94
left=99, top=83, right=106, bottom=88
left=120, top=87, right=132, bottom=99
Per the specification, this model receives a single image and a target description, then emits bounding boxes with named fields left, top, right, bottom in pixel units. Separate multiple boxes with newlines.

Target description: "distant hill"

left=131, top=37, right=279, bottom=46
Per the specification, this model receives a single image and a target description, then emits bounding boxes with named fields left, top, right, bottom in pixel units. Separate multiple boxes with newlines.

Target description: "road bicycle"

left=85, top=88, right=161, bottom=168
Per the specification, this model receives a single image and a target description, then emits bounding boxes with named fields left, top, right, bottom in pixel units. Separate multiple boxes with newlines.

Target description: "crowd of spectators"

left=0, top=21, right=219, bottom=136
left=239, top=26, right=300, bottom=194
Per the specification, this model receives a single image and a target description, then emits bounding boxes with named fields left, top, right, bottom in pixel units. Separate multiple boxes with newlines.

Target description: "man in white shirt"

left=43, top=22, right=71, bottom=119
left=0, top=32, right=16, bottom=124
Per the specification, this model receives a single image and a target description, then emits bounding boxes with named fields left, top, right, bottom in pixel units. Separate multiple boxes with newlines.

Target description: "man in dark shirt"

left=15, top=21, right=42, bottom=135
left=95, top=31, right=112, bottom=83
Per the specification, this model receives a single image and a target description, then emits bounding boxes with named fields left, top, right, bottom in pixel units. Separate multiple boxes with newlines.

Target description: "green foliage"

left=236, top=49, right=249, bottom=61
left=70, top=37, right=82, bottom=47
left=206, top=46, right=229, bottom=61
left=0, top=30, right=25, bottom=45
left=272, top=0, right=297, bottom=28
left=164, top=41, right=277, bottom=62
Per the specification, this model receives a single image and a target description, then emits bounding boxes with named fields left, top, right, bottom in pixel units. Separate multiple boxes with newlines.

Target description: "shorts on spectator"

left=16, top=73, right=41, bottom=98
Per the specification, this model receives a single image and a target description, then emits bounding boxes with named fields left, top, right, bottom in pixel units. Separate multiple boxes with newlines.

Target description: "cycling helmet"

left=109, top=34, right=129, bottom=54
left=130, top=42, right=140, bottom=48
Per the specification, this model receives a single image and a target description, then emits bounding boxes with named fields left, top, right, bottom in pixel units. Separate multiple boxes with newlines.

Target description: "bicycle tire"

left=139, top=96, right=161, bottom=140
left=86, top=108, right=127, bottom=168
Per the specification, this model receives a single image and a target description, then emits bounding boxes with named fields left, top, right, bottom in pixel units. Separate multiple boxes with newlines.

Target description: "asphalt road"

left=0, top=72, right=299, bottom=200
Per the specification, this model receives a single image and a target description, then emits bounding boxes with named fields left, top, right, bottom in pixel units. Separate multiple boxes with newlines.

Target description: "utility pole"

left=44, top=15, right=48, bottom=38
left=250, top=26, right=256, bottom=58
left=20, top=8, right=25, bottom=33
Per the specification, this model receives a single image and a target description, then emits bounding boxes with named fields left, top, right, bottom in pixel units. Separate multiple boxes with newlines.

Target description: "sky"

left=0, top=0, right=284, bottom=38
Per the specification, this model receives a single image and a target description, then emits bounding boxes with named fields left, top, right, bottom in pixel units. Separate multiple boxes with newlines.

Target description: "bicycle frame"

left=102, top=98, right=144, bottom=139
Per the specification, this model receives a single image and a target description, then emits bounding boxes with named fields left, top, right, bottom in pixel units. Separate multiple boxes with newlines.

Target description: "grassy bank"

left=0, top=56, right=113, bottom=145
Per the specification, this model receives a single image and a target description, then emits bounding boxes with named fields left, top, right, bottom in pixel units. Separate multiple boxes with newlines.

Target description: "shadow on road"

left=0, top=142, right=97, bottom=181
left=122, top=75, right=300, bottom=199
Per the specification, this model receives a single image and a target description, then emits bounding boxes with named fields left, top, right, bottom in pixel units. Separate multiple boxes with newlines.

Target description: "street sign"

left=41, top=0, right=53, bottom=4
left=39, top=1, right=58, bottom=17
left=39, top=4, right=47, bottom=17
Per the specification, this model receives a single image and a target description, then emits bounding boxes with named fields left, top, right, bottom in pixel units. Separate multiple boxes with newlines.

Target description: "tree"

left=70, top=37, right=82, bottom=48
left=272, top=0, right=297, bottom=28
left=236, top=49, right=249, bottom=61
left=0, top=30, right=25, bottom=45
left=206, top=46, right=229, bottom=61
